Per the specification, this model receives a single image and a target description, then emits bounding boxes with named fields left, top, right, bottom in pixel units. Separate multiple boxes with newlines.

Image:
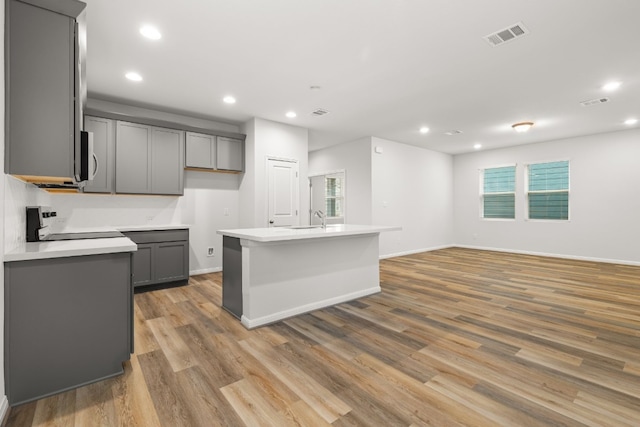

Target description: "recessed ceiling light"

left=140, top=25, right=161, bottom=40
left=624, top=118, right=638, bottom=125
left=286, top=111, right=297, bottom=118
left=512, top=121, right=533, bottom=132
left=419, top=127, right=429, bottom=134
left=602, top=81, right=622, bottom=91
left=125, top=71, right=143, bottom=82
left=223, top=96, right=236, bottom=104
left=474, top=143, right=482, bottom=150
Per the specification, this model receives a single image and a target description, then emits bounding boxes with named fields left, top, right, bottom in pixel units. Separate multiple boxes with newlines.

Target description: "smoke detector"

left=484, top=22, right=530, bottom=47
left=579, top=97, right=610, bottom=107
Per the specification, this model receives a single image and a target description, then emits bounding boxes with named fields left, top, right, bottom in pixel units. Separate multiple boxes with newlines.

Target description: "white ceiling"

left=83, top=0, right=640, bottom=154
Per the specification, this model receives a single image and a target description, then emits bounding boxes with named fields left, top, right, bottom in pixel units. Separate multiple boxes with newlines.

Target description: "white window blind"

left=325, top=175, right=344, bottom=218
left=482, top=166, right=516, bottom=219
left=527, top=160, right=569, bottom=220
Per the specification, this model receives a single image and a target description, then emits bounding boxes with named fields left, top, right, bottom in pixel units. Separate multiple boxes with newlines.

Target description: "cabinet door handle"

left=92, top=153, right=99, bottom=179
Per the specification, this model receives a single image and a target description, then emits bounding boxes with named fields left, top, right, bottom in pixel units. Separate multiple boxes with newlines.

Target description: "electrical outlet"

left=207, top=247, right=214, bottom=257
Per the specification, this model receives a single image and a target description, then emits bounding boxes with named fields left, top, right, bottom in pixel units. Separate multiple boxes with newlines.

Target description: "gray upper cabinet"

left=216, top=136, right=244, bottom=172
left=115, top=121, right=184, bottom=195
left=5, top=0, right=85, bottom=179
left=116, top=121, right=151, bottom=194
left=151, top=127, right=184, bottom=195
left=185, top=132, right=216, bottom=169
left=83, top=116, right=114, bottom=193
left=184, top=133, right=243, bottom=172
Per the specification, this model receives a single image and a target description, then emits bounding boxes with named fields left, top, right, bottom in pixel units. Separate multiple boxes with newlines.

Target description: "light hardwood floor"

left=5, top=247, right=640, bottom=426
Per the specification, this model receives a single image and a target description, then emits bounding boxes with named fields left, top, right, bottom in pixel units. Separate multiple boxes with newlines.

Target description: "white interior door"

left=267, top=158, right=299, bottom=227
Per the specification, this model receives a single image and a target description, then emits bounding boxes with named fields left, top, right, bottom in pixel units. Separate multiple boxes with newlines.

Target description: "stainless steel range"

left=26, top=206, right=124, bottom=242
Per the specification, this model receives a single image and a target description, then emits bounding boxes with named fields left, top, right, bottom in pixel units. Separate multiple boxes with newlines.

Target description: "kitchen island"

left=217, top=224, right=400, bottom=328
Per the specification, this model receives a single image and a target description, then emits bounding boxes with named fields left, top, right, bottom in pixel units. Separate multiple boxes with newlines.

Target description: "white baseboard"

left=0, top=395, right=9, bottom=424
left=189, top=267, right=222, bottom=276
left=455, top=244, right=640, bottom=266
left=379, top=244, right=454, bottom=260
left=241, top=286, right=381, bottom=329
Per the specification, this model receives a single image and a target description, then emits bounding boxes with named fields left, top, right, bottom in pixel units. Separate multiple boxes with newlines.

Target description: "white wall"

left=453, top=128, right=640, bottom=264
left=180, top=171, right=240, bottom=274
left=4, top=176, right=51, bottom=253
left=240, top=118, right=309, bottom=228
left=371, top=137, right=454, bottom=258
left=309, top=136, right=455, bottom=258
left=309, top=137, right=373, bottom=224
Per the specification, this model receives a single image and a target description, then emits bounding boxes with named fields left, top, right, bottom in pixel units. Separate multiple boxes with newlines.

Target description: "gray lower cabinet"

left=123, top=229, right=189, bottom=288
left=4, top=252, right=133, bottom=406
left=83, top=116, right=115, bottom=193
left=116, top=121, right=184, bottom=195
left=5, top=0, right=85, bottom=179
left=222, top=236, right=243, bottom=318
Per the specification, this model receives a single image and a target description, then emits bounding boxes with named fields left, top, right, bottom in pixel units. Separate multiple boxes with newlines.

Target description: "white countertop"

left=217, top=224, right=401, bottom=242
left=4, top=224, right=189, bottom=262
left=4, top=237, right=137, bottom=262
left=117, top=224, right=190, bottom=232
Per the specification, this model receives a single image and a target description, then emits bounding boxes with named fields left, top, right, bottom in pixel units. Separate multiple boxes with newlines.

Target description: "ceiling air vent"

left=311, top=108, right=329, bottom=116
left=484, top=22, right=529, bottom=47
left=444, top=130, right=463, bottom=136
left=579, top=97, right=610, bottom=107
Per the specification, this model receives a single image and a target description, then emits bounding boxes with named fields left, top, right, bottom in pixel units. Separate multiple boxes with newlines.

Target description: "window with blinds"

left=527, top=160, right=569, bottom=220
left=481, top=166, right=516, bottom=219
left=325, top=175, right=344, bottom=218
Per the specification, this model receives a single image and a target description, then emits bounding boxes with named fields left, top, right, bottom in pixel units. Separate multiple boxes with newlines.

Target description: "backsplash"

left=49, top=193, right=184, bottom=232
left=4, top=174, right=51, bottom=253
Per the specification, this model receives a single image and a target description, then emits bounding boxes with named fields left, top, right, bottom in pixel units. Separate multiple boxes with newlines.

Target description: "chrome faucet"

left=314, top=210, right=326, bottom=228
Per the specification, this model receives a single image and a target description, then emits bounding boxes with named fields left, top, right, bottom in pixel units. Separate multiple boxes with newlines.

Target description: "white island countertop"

left=217, top=224, right=401, bottom=243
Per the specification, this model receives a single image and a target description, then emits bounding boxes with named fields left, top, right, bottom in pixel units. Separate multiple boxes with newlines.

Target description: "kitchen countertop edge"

left=4, top=237, right=138, bottom=262
left=217, top=224, right=401, bottom=243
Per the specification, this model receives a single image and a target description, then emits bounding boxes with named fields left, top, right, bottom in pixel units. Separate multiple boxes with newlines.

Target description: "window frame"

left=525, top=159, right=570, bottom=221
left=479, top=164, right=517, bottom=220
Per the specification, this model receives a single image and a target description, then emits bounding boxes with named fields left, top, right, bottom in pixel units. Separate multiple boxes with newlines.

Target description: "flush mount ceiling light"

left=473, top=143, right=482, bottom=150
left=223, top=96, right=236, bottom=104
left=625, top=118, right=638, bottom=125
left=125, top=71, right=143, bottom=82
left=602, top=81, right=622, bottom=91
left=139, top=25, right=161, bottom=40
left=512, top=121, right=534, bottom=133
left=286, top=111, right=297, bottom=118
left=419, top=127, right=429, bottom=134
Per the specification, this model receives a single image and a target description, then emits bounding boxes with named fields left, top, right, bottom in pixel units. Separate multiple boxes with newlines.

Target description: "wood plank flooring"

left=5, top=247, right=640, bottom=426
